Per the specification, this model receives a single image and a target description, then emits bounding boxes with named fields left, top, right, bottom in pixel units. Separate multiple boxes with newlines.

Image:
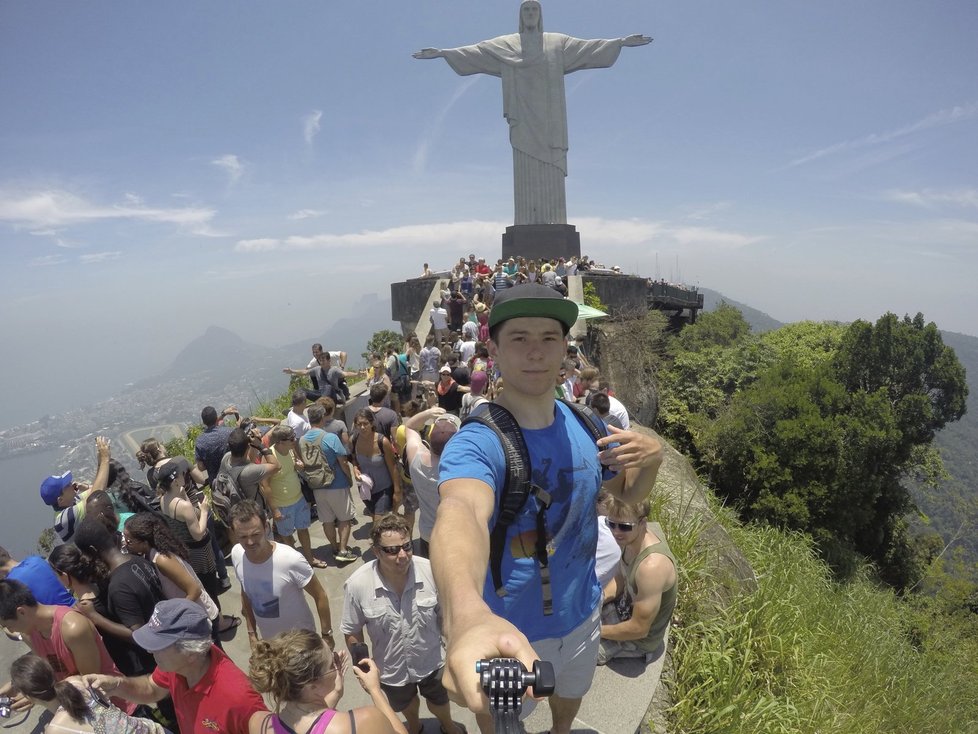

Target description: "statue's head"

left=519, top=0, right=543, bottom=33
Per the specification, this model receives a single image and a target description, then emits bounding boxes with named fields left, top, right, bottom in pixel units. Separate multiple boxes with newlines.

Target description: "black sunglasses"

left=377, top=542, right=413, bottom=556
left=605, top=518, right=638, bottom=532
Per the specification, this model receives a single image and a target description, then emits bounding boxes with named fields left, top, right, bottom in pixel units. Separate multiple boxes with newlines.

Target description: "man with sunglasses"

left=341, top=514, right=464, bottom=734
left=598, top=495, right=677, bottom=666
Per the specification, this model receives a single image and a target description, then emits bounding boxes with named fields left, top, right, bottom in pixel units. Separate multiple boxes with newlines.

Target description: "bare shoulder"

left=636, top=542, right=677, bottom=594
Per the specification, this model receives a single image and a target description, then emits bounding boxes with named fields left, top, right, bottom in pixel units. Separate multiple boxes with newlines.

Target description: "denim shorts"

left=275, top=497, right=311, bottom=535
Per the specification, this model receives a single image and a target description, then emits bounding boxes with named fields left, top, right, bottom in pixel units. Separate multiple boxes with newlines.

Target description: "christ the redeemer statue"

left=414, top=0, right=650, bottom=226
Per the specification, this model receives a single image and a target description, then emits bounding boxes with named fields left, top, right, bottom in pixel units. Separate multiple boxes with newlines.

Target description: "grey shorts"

left=313, top=486, right=355, bottom=523
left=521, top=604, right=601, bottom=718
left=381, top=666, right=449, bottom=712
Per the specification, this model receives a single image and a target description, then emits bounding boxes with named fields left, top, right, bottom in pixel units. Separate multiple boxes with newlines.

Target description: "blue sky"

left=1, top=1, right=977, bottom=427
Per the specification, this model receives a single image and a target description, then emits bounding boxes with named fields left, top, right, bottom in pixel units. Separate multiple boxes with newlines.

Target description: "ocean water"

left=0, top=447, right=66, bottom=558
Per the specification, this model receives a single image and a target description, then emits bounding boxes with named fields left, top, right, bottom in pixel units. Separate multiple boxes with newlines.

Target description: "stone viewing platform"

left=391, top=269, right=703, bottom=334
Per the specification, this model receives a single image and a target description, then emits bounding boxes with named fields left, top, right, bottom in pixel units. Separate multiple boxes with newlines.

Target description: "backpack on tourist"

left=298, top=430, right=336, bottom=490
left=390, top=353, right=411, bottom=394
left=210, top=458, right=247, bottom=526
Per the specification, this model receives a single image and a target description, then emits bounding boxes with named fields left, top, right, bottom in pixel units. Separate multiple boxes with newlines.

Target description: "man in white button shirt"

left=341, top=514, right=463, bottom=734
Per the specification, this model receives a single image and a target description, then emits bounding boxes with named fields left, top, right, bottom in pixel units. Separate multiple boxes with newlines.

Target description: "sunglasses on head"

left=605, top=518, right=638, bottom=532
left=377, top=541, right=413, bottom=556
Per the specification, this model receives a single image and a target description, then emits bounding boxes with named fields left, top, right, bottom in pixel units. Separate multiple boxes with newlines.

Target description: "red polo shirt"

left=152, top=646, right=266, bottom=734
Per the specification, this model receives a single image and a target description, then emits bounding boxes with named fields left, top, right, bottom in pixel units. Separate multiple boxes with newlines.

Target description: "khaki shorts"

left=313, top=486, right=355, bottom=523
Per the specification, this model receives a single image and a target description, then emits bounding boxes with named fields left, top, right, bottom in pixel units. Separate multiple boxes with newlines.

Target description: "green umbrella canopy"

left=574, top=303, right=608, bottom=320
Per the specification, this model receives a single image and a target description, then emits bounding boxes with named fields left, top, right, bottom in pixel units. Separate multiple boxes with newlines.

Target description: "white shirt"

left=608, top=395, right=631, bottom=431
left=429, top=307, right=448, bottom=330
left=285, top=409, right=311, bottom=440
left=341, top=558, right=445, bottom=686
left=232, top=543, right=316, bottom=639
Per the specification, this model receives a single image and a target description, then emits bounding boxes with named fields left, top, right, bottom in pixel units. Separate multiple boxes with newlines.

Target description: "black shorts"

left=380, top=666, right=449, bottom=712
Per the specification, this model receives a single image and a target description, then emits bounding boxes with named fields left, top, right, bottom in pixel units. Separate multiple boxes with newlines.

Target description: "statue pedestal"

left=502, top=224, right=581, bottom=262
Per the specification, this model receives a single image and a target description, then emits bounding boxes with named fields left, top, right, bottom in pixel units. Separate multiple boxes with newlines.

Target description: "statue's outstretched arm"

left=621, top=34, right=652, bottom=47
left=413, top=48, right=445, bottom=59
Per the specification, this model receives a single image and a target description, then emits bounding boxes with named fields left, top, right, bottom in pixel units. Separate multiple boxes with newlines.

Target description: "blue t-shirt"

left=306, top=428, right=350, bottom=489
left=438, top=402, right=611, bottom=642
left=8, top=555, right=76, bottom=607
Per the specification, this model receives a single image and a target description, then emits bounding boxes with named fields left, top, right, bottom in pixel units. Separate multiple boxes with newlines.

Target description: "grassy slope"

left=661, top=490, right=978, bottom=734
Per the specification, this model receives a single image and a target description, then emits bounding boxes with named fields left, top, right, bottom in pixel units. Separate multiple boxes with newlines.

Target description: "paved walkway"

left=0, top=513, right=663, bottom=733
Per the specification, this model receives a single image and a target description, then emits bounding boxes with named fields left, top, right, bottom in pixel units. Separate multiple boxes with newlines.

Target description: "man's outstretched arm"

left=431, top=478, right=538, bottom=715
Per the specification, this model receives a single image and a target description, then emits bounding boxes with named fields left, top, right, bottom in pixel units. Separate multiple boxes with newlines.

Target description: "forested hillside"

left=653, top=305, right=969, bottom=589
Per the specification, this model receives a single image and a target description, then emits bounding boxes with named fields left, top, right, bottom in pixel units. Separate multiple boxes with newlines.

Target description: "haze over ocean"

left=2, top=448, right=65, bottom=558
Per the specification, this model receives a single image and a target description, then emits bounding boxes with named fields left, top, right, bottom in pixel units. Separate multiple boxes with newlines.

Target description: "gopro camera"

left=475, top=658, right=555, bottom=733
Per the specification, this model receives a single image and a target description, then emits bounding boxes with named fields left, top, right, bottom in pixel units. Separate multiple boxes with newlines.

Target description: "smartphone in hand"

left=350, top=642, right=370, bottom=672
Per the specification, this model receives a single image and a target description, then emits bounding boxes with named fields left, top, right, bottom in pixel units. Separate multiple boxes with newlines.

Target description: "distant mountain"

left=282, top=292, right=397, bottom=367
left=699, top=287, right=784, bottom=333
left=913, top=330, right=978, bottom=563
left=162, top=325, right=281, bottom=377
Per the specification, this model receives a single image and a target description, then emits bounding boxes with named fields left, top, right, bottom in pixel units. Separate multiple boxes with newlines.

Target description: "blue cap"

left=133, top=599, right=212, bottom=652
left=40, top=471, right=72, bottom=508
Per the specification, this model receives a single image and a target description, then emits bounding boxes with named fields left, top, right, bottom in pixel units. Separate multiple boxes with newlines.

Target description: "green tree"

left=833, top=312, right=968, bottom=449
left=582, top=281, right=607, bottom=312
left=363, top=329, right=402, bottom=361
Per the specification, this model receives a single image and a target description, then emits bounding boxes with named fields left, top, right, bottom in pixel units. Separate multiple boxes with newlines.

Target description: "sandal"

left=310, top=558, right=329, bottom=569
left=217, top=615, right=241, bottom=633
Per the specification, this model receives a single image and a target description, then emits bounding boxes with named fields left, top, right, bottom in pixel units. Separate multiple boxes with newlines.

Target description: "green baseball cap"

left=488, top=283, right=579, bottom=332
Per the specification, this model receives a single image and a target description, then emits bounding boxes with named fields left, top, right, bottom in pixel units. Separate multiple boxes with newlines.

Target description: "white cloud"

left=0, top=189, right=217, bottom=230
left=28, top=254, right=68, bottom=267
left=790, top=102, right=978, bottom=167
left=883, top=188, right=978, bottom=210
left=211, top=154, right=244, bottom=186
left=235, top=237, right=282, bottom=252
left=288, top=209, right=326, bottom=220
left=683, top=201, right=732, bottom=222
left=303, top=110, right=323, bottom=145
left=79, top=251, right=122, bottom=265
left=234, top=217, right=760, bottom=255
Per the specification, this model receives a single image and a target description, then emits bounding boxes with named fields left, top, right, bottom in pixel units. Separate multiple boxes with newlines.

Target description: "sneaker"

left=335, top=550, right=357, bottom=563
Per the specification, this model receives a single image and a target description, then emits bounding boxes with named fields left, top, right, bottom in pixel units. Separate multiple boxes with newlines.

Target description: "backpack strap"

left=561, top=399, right=606, bottom=443
left=462, top=403, right=554, bottom=616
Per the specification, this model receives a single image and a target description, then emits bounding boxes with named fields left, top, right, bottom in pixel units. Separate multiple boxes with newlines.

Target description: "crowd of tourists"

left=0, top=271, right=678, bottom=734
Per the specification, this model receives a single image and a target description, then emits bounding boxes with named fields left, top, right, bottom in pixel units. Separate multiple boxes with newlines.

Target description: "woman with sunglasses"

left=350, top=409, right=402, bottom=526
left=248, top=628, right=407, bottom=734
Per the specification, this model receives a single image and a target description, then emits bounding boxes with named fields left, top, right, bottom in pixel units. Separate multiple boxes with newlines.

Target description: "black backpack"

left=460, top=399, right=605, bottom=616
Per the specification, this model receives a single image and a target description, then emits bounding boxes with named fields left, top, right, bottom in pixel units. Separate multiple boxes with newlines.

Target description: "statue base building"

left=502, top=223, right=581, bottom=262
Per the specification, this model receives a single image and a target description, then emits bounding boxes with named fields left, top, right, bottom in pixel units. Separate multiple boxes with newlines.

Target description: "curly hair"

left=248, top=629, right=331, bottom=711
left=370, top=513, right=410, bottom=547
left=48, top=544, right=108, bottom=584
left=124, top=513, right=189, bottom=562
left=136, top=438, right=165, bottom=469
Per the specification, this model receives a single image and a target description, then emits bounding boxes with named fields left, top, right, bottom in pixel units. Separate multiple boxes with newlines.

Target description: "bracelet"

left=260, top=448, right=272, bottom=456
left=322, top=630, right=333, bottom=638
